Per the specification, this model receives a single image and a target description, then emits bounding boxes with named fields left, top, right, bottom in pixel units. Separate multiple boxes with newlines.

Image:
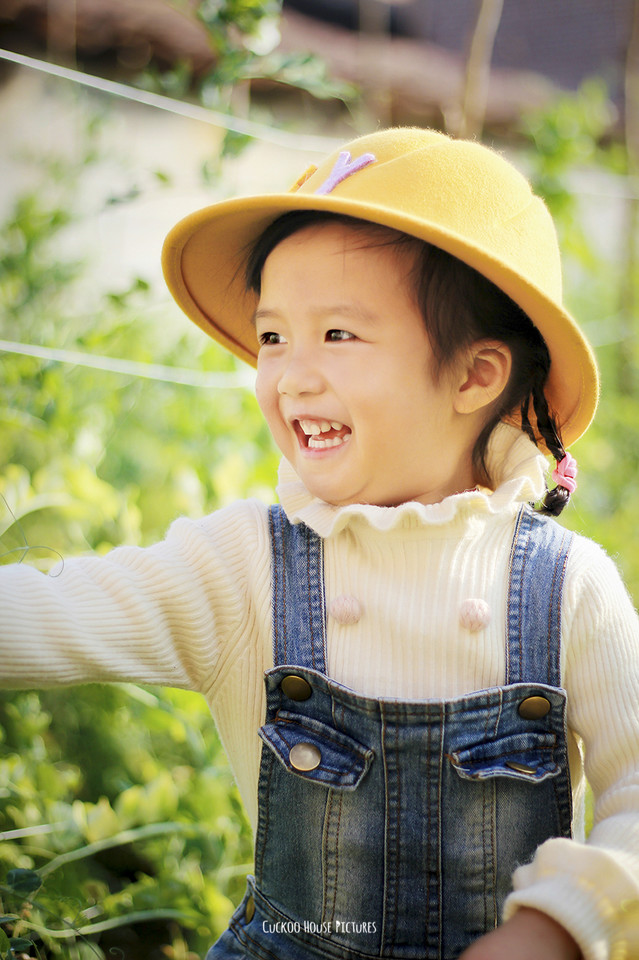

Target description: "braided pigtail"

left=520, top=365, right=577, bottom=516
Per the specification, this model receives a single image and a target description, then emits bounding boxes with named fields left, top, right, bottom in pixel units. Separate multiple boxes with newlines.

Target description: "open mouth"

left=296, top=418, right=352, bottom=449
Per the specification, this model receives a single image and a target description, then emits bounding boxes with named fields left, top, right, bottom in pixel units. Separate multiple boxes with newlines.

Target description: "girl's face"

left=254, top=223, right=476, bottom=507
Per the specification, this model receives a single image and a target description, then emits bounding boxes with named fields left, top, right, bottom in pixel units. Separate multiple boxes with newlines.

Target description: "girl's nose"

left=277, top=351, right=325, bottom=397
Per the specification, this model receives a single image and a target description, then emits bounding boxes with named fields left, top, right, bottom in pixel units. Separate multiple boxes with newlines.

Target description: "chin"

left=302, top=481, right=354, bottom=507
left=307, top=485, right=373, bottom=508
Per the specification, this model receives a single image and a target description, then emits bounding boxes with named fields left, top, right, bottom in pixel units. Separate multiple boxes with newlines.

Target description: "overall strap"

left=506, top=505, right=574, bottom=687
left=268, top=504, right=327, bottom=672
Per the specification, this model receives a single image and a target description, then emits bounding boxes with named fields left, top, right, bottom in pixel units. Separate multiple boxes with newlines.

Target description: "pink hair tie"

left=552, top=452, right=578, bottom=494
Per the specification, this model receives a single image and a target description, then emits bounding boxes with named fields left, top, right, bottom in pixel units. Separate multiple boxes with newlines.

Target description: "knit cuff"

left=503, top=839, right=639, bottom=960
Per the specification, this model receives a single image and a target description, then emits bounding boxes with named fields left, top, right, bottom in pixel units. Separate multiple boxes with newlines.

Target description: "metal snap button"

left=518, top=696, right=551, bottom=720
left=505, top=760, right=538, bottom=775
left=245, top=895, right=255, bottom=923
left=289, top=742, right=321, bottom=771
left=281, top=674, right=313, bottom=701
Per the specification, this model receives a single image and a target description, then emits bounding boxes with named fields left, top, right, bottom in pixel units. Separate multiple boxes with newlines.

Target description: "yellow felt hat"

left=162, top=127, right=599, bottom=446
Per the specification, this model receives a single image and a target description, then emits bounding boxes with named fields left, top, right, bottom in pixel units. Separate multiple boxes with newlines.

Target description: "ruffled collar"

left=276, top=423, right=548, bottom=538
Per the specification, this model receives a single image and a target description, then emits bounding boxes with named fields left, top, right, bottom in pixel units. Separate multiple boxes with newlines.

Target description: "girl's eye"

left=326, top=329, right=355, bottom=342
left=258, top=331, right=285, bottom=346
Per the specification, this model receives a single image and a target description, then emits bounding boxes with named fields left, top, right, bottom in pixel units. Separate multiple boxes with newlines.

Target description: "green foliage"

left=197, top=0, right=281, bottom=42
left=0, top=686, right=253, bottom=958
left=138, top=0, right=355, bottom=116
left=519, top=80, right=639, bottom=598
left=0, top=117, right=275, bottom=957
left=522, top=78, right=624, bottom=218
left=234, top=51, right=358, bottom=102
left=0, top=173, right=278, bottom=567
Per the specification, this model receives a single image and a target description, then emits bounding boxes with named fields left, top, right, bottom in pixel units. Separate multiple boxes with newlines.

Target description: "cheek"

left=254, top=373, right=268, bottom=418
left=255, top=365, right=276, bottom=418
left=255, top=368, right=287, bottom=442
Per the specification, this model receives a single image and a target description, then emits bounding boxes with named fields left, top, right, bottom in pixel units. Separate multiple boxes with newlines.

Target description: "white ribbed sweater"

left=2, top=424, right=639, bottom=960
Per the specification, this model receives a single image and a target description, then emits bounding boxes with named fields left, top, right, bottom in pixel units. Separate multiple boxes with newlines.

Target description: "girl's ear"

left=454, top=340, right=512, bottom=415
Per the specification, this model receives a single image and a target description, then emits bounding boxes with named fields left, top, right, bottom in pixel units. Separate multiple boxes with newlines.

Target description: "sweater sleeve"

left=0, top=498, right=273, bottom=695
left=503, top=536, right=639, bottom=960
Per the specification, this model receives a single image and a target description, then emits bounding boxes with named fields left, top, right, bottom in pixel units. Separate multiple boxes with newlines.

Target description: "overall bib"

left=208, top=505, right=574, bottom=960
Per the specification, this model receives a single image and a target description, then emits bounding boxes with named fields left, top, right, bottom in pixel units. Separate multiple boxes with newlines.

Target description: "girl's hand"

left=458, top=907, right=582, bottom=960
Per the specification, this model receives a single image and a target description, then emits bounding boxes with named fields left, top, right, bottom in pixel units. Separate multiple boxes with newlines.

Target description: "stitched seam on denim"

left=269, top=505, right=289, bottom=666
left=489, top=778, right=498, bottom=930
left=318, top=535, right=327, bottom=671
left=551, top=531, right=572, bottom=686
left=481, top=779, right=489, bottom=931
left=389, top=719, right=401, bottom=951
left=436, top=703, right=444, bottom=955
left=380, top=705, right=390, bottom=953
left=268, top=506, right=279, bottom=664
left=483, top=692, right=492, bottom=741
left=274, top=712, right=365, bottom=747
left=315, top=686, right=526, bottom=718
left=551, top=765, right=563, bottom=836
left=547, top=545, right=557, bottom=684
left=307, top=690, right=555, bottom=723
left=332, top=791, right=343, bottom=926
left=505, top=506, right=525, bottom=684
left=517, top=520, right=533, bottom=681
left=449, top=743, right=557, bottom=764
left=254, top=750, right=274, bottom=885
left=306, top=528, right=316, bottom=671
left=425, top=716, right=432, bottom=954
left=561, top=708, right=574, bottom=833
left=321, top=789, right=328, bottom=923
left=555, top=540, right=570, bottom=670
left=546, top=528, right=565, bottom=685
left=552, top=717, right=573, bottom=837
left=229, top=918, right=288, bottom=960
left=422, top=717, right=429, bottom=954
left=321, top=788, right=339, bottom=927
left=228, top=920, right=282, bottom=960
left=281, top=520, right=289, bottom=665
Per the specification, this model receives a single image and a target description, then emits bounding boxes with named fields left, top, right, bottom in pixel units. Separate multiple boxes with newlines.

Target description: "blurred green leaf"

left=5, top=869, right=42, bottom=897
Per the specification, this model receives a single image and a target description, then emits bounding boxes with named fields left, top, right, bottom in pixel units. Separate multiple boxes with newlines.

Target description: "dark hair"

left=246, top=211, right=570, bottom=515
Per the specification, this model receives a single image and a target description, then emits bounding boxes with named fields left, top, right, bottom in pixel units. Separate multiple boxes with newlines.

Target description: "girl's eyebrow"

left=252, top=307, right=280, bottom=326
left=253, top=303, right=381, bottom=327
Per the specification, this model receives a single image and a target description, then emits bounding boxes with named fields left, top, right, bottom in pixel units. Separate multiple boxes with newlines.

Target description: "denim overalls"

left=209, top=504, right=574, bottom=960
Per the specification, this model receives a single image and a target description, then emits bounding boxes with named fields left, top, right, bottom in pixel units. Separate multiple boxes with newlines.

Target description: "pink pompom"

left=459, top=599, right=491, bottom=632
left=329, top=595, right=363, bottom=625
left=552, top=453, right=578, bottom=493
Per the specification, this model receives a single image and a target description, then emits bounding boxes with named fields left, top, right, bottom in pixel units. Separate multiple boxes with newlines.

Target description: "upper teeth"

left=298, top=419, right=344, bottom=435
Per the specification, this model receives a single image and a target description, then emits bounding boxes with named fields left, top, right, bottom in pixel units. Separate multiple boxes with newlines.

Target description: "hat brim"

left=162, top=190, right=599, bottom=449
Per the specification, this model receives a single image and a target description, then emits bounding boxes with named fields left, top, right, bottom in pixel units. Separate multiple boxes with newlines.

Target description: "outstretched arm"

left=0, top=499, right=270, bottom=693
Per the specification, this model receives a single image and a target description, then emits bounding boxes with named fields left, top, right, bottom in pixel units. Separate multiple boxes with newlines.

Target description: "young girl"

left=2, top=127, right=638, bottom=960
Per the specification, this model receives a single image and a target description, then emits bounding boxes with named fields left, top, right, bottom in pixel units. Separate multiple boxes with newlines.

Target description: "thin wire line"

left=0, top=339, right=255, bottom=389
left=0, top=48, right=342, bottom=153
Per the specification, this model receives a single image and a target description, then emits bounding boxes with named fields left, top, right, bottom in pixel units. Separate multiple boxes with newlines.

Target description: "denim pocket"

left=259, top=711, right=374, bottom=789
left=449, top=731, right=560, bottom=782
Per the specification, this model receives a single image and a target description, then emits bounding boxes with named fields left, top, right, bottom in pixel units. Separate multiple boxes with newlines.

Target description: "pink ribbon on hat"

left=552, top=452, right=578, bottom=493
